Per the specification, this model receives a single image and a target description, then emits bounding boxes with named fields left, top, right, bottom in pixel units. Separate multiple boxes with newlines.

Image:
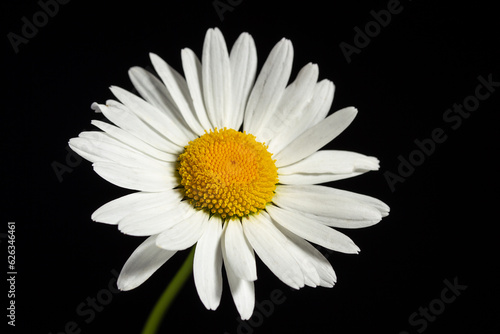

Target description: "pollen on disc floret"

left=178, top=128, right=278, bottom=220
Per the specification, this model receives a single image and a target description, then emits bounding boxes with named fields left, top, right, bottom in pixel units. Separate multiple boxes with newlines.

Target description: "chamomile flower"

left=69, top=28, right=389, bottom=320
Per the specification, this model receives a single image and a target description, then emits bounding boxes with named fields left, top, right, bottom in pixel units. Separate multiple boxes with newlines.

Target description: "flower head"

left=69, top=28, right=389, bottom=319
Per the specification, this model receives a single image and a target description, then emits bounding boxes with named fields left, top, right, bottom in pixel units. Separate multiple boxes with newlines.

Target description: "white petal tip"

left=90, top=214, right=115, bottom=225
left=90, top=102, right=101, bottom=112
left=117, top=279, right=137, bottom=292
left=149, top=52, right=162, bottom=64
left=154, top=238, right=181, bottom=251
left=347, top=243, right=361, bottom=254
left=128, top=66, right=143, bottom=77
left=338, top=106, right=358, bottom=119
left=375, top=201, right=390, bottom=217
left=240, top=312, right=253, bottom=321
left=239, top=31, right=251, bottom=38
left=202, top=300, right=221, bottom=311
left=354, top=156, right=380, bottom=171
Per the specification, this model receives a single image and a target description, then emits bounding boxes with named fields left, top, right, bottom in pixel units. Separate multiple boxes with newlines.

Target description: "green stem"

left=141, top=246, right=196, bottom=334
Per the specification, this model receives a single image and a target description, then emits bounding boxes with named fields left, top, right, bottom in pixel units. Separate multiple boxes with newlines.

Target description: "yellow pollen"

left=178, top=128, right=278, bottom=220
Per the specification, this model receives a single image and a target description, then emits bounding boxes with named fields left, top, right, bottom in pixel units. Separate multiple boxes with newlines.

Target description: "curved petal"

left=110, top=85, right=192, bottom=147
left=304, top=79, right=335, bottom=129
left=128, top=66, right=197, bottom=140
left=271, top=222, right=321, bottom=287
left=278, top=151, right=379, bottom=175
left=202, top=28, right=232, bottom=129
left=117, top=235, right=177, bottom=291
left=281, top=201, right=383, bottom=230
left=118, top=201, right=195, bottom=236
left=277, top=226, right=337, bottom=287
left=274, top=107, right=358, bottom=167
left=156, top=209, right=209, bottom=251
left=278, top=172, right=368, bottom=185
left=91, top=190, right=182, bottom=225
left=193, top=216, right=223, bottom=310
left=267, top=205, right=360, bottom=254
left=91, top=102, right=181, bottom=154
left=70, top=133, right=172, bottom=170
left=242, top=212, right=304, bottom=289
left=244, top=38, right=293, bottom=136
left=260, top=63, right=319, bottom=153
left=277, top=150, right=379, bottom=184
left=223, top=249, right=255, bottom=320
left=90, top=120, right=178, bottom=162
left=150, top=53, right=205, bottom=135
left=280, top=184, right=389, bottom=215
left=263, top=79, right=335, bottom=149
left=181, top=48, right=213, bottom=131
left=222, top=220, right=257, bottom=281
left=229, top=32, right=257, bottom=130
left=92, top=161, right=178, bottom=192
left=273, top=184, right=388, bottom=222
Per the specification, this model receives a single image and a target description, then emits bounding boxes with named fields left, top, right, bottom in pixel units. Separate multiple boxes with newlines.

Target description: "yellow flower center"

left=178, top=128, right=278, bottom=220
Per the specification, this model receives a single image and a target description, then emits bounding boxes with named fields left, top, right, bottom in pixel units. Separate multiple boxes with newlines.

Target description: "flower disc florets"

left=178, top=128, right=278, bottom=219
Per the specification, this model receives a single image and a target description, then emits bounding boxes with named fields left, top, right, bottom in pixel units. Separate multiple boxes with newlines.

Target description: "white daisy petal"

left=150, top=53, right=206, bottom=135
left=266, top=78, right=335, bottom=157
left=279, top=150, right=379, bottom=184
left=272, top=222, right=321, bottom=287
left=243, top=38, right=293, bottom=136
left=242, top=213, right=304, bottom=289
left=156, top=209, right=209, bottom=251
left=91, top=190, right=182, bottom=225
left=117, top=235, right=177, bottom=291
left=267, top=205, right=360, bottom=254
left=69, top=133, right=171, bottom=170
left=278, top=172, right=370, bottom=185
left=274, top=106, right=358, bottom=167
left=181, top=48, right=213, bottom=130
left=128, top=67, right=198, bottom=142
left=222, top=220, right=257, bottom=281
left=273, top=184, right=387, bottom=222
left=90, top=120, right=178, bottom=162
left=202, top=28, right=232, bottom=129
left=282, top=184, right=389, bottom=229
left=109, top=85, right=192, bottom=147
left=278, top=150, right=380, bottom=184
left=92, top=161, right=177, bottom=192
left=127, top=67, right=178, bottom=117
left=91, top=102, right=181, bottom=154
left=290, top=209, right=381, bottom=229
left=279, top=151, right=379, bottom=175
left=194, top=216, right=224, bottom=310
left=118, top=201, right=195, bottom=236
left=278, top=227, right=337, bottom=287
left=223, top=249, right=255, bottom=320
left=306, top=79, right=336, bottom=128
left=229, top=32, right=257, bottom=130
left=290, top=184, right=390, bottom=215
left=261, top=63, right=319, bottom=153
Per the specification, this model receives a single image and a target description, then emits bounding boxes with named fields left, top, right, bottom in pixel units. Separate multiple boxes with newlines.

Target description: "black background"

left=3, top=0, right=499, bottom=333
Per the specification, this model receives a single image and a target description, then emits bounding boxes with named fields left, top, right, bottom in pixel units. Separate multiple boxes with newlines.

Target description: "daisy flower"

left=69, top=27, right=389, bottom=321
